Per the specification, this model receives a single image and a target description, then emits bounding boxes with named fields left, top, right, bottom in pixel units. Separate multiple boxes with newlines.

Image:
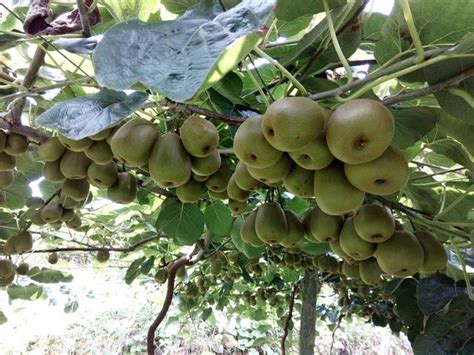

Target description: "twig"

left=281, top=282, right=299, bottom=355
left=409, top=167, right=466, bottom=182
left=0, top=119, right=49, bottom=143
left=382, top=66, right=474, bottom=106
left=30, top=233, right=164, bottom=253
left=329, top=314, right=344, bottom=354
left=76, top=0, right=91, bottom=37
left=400, top=0, right=424, bottom=63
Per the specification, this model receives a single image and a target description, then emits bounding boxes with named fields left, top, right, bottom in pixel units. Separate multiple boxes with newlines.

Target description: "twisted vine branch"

left=281, top=282, right=299, bottom=355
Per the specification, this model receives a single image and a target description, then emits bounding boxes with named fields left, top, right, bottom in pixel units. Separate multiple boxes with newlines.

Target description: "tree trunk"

left=299, top=269, right=319, bottom=355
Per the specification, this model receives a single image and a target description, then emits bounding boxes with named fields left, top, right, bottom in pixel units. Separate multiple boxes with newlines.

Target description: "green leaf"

left=27, top=267, right=74, bottom=283
left=37, top=89, right=148, bottom=140
left=286, top=196, right=310, bottom=217
left=161, top=0, right=199, bottom=15
left=204, top=201, right=233, bottom=237
left=429, top=138, right=473, bottom=170
left=101, top=0, right=161, bottom=22
left=417, top=274, right=457, bottom=316
left=275, top=0, right=346, bottom=21
left=0, top=311, right=6, bottom=325
left=64, top=300, right=79, bottom=313
left=437, top=111, right=474, bottom=154
left=7, top=283, right=43, bottom=301
left=156, top=200, right=205, bottom=245
left=297, top=239, right=330, bottom=256
left=124, top=256, right=146, bottom=284
left=390, top=107, right=437, bottom=150
left=201, top=307, right=213, bottom=321
left=93, top=0, right=273, bottom=102
left=140, top=256, right=156, bottom=275
left=393, top=278, right=423, bottom=331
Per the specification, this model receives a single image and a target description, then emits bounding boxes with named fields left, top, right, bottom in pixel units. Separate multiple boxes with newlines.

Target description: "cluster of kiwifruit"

left=308, top=203, right=448, bottom=283
left=233, top=97, right=409, bottom=215
left=0, top=257, right=30, bottom=286
left=0, top=130, right=30, bottom=205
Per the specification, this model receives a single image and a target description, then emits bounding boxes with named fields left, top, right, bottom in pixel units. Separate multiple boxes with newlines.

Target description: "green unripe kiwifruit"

left=16, top=262, right=29, bottom=275
left=247, top=154, right=292, bottom=184
left=149, top=132, right=191, bottom=188
left=233, top=115, right=282, bottom=168
left=155, top=268, right=168, bottom=284
left=0, top=190, right=5, bottom=206
left=359, top=258, right=382, bottom=285
left=96, top=250, right=110, bottom=263
left=0, top=152, right=16, bottom=171
left=62, top=178, right=90, bottom=201
left=48, top=252, right=59, bottom=265
left=0, top=259, right=15, bottom=279
left=205, top=165, right=233, bottom=193
left=42, top=160, right=65, bottom=182
left=176, top=179, right=206, bottom=203
left=318, top=255, right=339, bottom=273
left=307, top=206, right=343, bottom=243
left=344, top=146, right=409, bottom=196
left=375, top=231, right=424, bottom=277
left=208, top=189, right=229, bottom=200
left=3, top=236, right=17, bottom=255
left=87, top=161, right=118, bottom=188
left=89, top=128, right=112, bottom=141
left=0, top=273, right=14, bottom=285
left=4, top=133, right=28, bottom=155
left=60, top=208, right=76, bottom=222
left=329, top=239, right=356, bottom=264
left=241, top=210, right=265, bottom=247
left=314, top=162, right=365, bottom=215
left=0, top=130, right=6, bottom=152
left=354, top=203, right=395, bottom=243
left=38, top=137, right=65, bottom=162
left=289, top=134, right=334, bottom=170
left=58, top=133, right=93, bottom=152
left=191, top=149, right=221, bottom=176
left=280, top=210, right=304, bottom=248
left=85, top=140, right=114, bottom=165
left=341, top=260, right=360, bottom=279
left=60, top=195, right=82, bottom=209
left=255, top=202, right=288, bottom=245
left=107, top=172, right=137, bottom=204
left=283, top=165, right=314, bottom=198
left=192, top=173, right=209, bottom=182
left=226, top=175, right=251, bottom=202
left=326, top=99, right=394, bottom=164
left=228, top=199, right=247, bottom=215
left=66, top=213, right=82, bottom=230
left=262, top=97, right=325, bottom=152
left=180, top=116, right=219, bottom=157
left=0, top=170, right=15, bottom=188
left=110, top=118, right=158, bottom=167
left=60, top=150, right=92, bottom=179
left=14, top=230, right=33, bottom=253
left=233, top=161, right=262, bottom=191
left=40, top=200, right=64, bottom=223
left=30, top=209, right=47, bottom=226
left=414, top=230, right=448, bottom=274
left=339, top=217, right=376, bottom=261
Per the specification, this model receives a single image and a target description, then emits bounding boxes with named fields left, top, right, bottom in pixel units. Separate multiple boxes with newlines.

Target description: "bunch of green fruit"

left=2, top=229, right=33, bottom=255
left=240, top=201, right=304, bottom=248
left=0, top=130, right=30, bottom=204
left=0, top=259, right=15, bottom=286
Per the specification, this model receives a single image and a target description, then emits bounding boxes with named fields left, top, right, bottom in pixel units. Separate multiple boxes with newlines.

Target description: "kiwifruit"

left=233, top=115, right=282, bottom=168
left=192, top=173, right=209, bottom=182
left=247, top=154, right=292, bottom=184
left=58, top=133, right=93, bottom=152
left=40, top=200, right=64, bottom=223
left=0, top=170, right=15, bottom=188
left=359, top=258, right=382, bottom=285
left=176, top=179, right=206, bottom=203
left=89, top=128, right=112, bottom=141
left=226, top=175, right=251, bottom=202
left=84, top=140, right=114, bottom=165
left=87, top=161, right=118, bottom=188
left=59, top=150, right=92, bottom=179
left=16, top=262, right=29, bottom=275
left=4, top=133, right=28, bottom=155
left=38, top=137, right=65, bottom=162
left=289, top=134, right=334, bottom=170
left=241, top=210, right=265, bottom=247
left=233, top=161, right=262, bottom=191
left=96, top=250, right=110, bottom=263
left=208, top=189, right=229, bottom=200
left=2, top=236, right=17, bottom=255
left=262, top=97, right=325, bottom=152
left=339, top=217, right=376, bottom=261
left=48, top=252, right=59, bottom=265
left=280, top=210, right=304, bottom=248
left=353, top=204, right=395, bottom=243
left=155, top=268, right=168, bottom=284
left=30, top=209, right=46, bottom=226
left=0, top=130, right=6, bottom=152
left=180, top=116, right=219, bottom=157
left=283, top=165, right=314, bottom=198
left=255, top=202, right=288, bottom=245
left=191, top=149, right=221, bottom=176
left=326, top=99, right=394, bottom=164
left=14, top=230, right=33, bottom=253
left=110, top=118, right=158, bottom=167
left=0, top=259, right=15, bottom=279
left=60, top=208, right=76, bottom=222
left=205, top=165, right=233, bottom=193
left=341, top=260, right=360, bottom=279
left=414, top=230, right=448, bottom=273
left=306, top=206, right=343, bottom=242
left=66, top=213, right=82, bottom=230
left=107, top=172, right=137, bottom=204
left=228, top=199, right=247, bottom=215
left=0, top=152, right=16, bottom=171
left=42, top=160, right=65, bottom=182
left=62, top=178, right=90, bottom=201
left=318, top=255, right=339, bottom=273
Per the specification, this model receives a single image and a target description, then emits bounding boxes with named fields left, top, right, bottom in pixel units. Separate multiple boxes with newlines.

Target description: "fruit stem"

left=243, top=60, right=271, bottom=108
left=448, top=88, right=474, bottom=108
left=322, top=0, right=353, bottom=83
left=253, top=47, right=308, bottom=96
left=400, top=0, right=424, bottom=64
left=450, top=237, right=474, bottom=301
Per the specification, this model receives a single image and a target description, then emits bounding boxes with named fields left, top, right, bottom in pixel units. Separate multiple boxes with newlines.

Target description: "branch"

left=382, top=66, right=474, bottom=106
left=76, top=0, right=91, bottom=37
left=30, top=233, right=165, bottom=253
left=146, top=238, right=206, bottom=355
left=0, top=119, right=49, bottom=143
left=329, top=314, right=344, bottom=354
left=281, top=282, right=299, bottom=355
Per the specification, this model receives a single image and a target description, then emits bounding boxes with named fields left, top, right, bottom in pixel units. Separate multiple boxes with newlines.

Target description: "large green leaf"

left=27, top=267, right=73, bottom=283
left=204, top=201, right=233, bottom=237
left=101, top=0, right=161, bottom=22
left=156, top=200, right=205, bottom=245
left=161, top=0, right=199, bottom=15
left=93, top=0, right=273, bottom=102
left=37, top=89, right=148, bottom=140
left=274, top=0, right=346, bottom=21
left=390, top=107, right=437, bottom=150
left=416, top=274, right=457, bottom=316
left=0, top=311, right=6, bottom=325
left=437, top=112, right=474, bottom=154
left=429, top=138, right=473, bottom=170
left=124, top=256, right=146, bottom=284
left=7, top=283, right=43, bottom=301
